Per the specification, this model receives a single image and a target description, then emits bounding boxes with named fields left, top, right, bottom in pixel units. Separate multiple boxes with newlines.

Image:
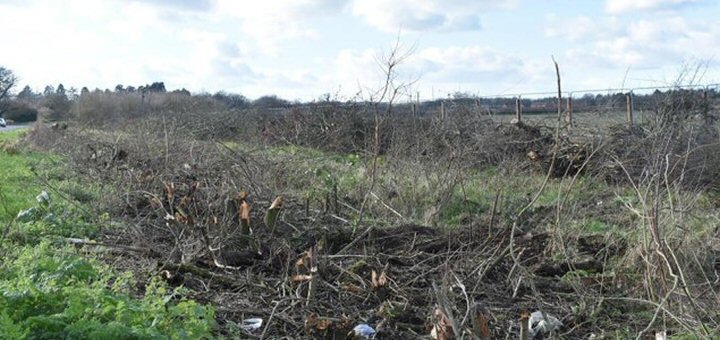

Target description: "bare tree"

left=0, top=67, right=17, bottom=116
left=343, top=37, right=417, bottom=243
left=0, top=66, right=17, bottom=103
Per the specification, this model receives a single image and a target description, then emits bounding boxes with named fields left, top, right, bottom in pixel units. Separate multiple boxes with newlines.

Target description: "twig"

left=260, top=298, right=289, bottom=339
left=64, top=237, right=156, bottom=255
left=370, top=191, right=404, bottom=219
left=335, top=226, right=374, bottom=255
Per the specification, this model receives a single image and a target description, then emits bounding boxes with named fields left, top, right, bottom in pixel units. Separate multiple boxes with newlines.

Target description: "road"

left=0, top=123, right=31, bottom=132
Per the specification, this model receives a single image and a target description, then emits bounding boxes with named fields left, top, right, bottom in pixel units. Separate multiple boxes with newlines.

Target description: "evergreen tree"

left=17, top=85, right=36, bottom=102
left=43, top=85, right=55, bottom=97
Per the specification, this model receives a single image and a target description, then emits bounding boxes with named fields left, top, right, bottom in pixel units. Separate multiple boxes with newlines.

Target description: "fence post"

left=515, top=97, right=522, bottom=123
left=566, top=96, right=573, bottom=127
left=626, top=92, right=634, bottom=126
left=440, top=101, right=446, bottom=120
left=412, top=103, right=416, bottom=116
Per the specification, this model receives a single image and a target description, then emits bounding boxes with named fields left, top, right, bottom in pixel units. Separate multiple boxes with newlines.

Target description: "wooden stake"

left=566, top=96, right=573, bottom=127
left=515, top=97, right=522, bottom=123
left=626, top=93, right=634, bottom=126
left=440, top=101, right=446, bottom=120
left=333, top=183, right=339, bottom=215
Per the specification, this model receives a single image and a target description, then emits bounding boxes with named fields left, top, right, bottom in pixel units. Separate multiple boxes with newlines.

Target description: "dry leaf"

left=240, top=200, right=251, bottom=233
left=473, top=310, right=490, bottom=340
left=527, top=150, right=539, bottom=161
left=240, top=201, right=251, bottom=221
left=295, top=256, right=306, bottom=270
left=305, top=313, right=333, bottom=334
left=269, top=195, right=284, bottom=210
left=305, top=313, right=318, bottom=333
left=174, top=212, right=187, bottom=224
left=296, top=247, right=315, bottom=272
left=341, top=283, right=363, bottom=294
left=149, top=197, right=163, bottom=209
left=163, top=182, right=175, bottom=201
left=432, top=307, right=454, bottom=340
left=316, top=319, right=332, bottom=331
left=265, top=196, right=284, bottom=230
left=371, top=270, right=388, bottom=290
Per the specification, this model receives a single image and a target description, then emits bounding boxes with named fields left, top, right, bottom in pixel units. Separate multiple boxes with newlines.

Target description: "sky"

left=0, top=0, right=719, bottom=101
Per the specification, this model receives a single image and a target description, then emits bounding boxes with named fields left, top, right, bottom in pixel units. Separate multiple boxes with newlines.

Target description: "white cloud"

left=544, top=15, right=622, bottom=42
left=326, top=45, right=531, bottom=99
left=329, top=48, right=384, bottom=97
left=414, top=46, right=522, bottom=80
left=129, top=0, right=214, bottom=11
left=546, top=12, right=719, bottom=73
left=351, top=0, right=515, bottom=33
left=605, top=0, right=698, bottom=14
left=214, top=0, right=348, bottom=54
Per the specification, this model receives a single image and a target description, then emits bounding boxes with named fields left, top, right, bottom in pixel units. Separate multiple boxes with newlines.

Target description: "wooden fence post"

left=440, top=101, right=446, bottom=120
left=566, top=96, right=573, bottom=127
left=626, top=92, right=634, bottom=126
left=515, top=97, right=522, bottom=123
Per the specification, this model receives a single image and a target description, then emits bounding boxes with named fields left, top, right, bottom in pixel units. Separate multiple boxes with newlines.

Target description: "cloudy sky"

left=0, top=0, right=718, bottom=101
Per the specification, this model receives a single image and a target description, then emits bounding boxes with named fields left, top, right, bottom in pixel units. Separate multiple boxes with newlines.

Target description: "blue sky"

left=0, top=0, right=718, bottom=101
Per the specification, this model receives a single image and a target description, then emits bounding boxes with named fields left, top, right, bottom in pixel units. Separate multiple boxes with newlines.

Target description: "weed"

left=0, top=129, right=216, bottom=338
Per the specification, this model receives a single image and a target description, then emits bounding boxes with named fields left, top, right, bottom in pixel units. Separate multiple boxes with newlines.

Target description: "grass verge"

left=0, top=129, right=216, bottom=339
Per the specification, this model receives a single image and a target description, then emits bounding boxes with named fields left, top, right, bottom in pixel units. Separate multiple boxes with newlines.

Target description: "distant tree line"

left=1, top=64, right=717, bottom=124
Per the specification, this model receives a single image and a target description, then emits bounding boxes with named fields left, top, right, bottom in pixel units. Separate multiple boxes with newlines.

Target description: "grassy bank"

left=0, top=128, right=215, bottom=339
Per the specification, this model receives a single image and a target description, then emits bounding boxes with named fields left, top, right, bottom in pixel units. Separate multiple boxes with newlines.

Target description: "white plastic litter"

left=528, top=311, right=562, bottom=337
left=352, top=324, right=376, bottom=339
left=16, top=207, right=38, bottom=221
left=240, top=318, right=263, bottom=332
left=36, top=191, right=51, bottom=207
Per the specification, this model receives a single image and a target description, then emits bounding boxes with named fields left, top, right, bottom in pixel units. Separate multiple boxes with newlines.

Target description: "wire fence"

left=253, top=83, right=719, bottom=135
left=441, top=83, right=720, bottom=126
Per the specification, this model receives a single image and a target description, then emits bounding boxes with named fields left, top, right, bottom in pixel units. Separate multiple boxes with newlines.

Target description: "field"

left=1, top=89, right=720, bottom=339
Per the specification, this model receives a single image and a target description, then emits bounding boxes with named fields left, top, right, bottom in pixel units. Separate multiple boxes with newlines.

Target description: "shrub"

left=1, top=102, right=38, bottom=123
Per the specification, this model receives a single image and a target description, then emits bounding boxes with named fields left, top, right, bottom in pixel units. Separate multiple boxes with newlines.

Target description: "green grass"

left=0, top=128, right=49, bottom=222
left=0, top=128, right=28, bottom=142
left=0, top=129, right=216, bottom=339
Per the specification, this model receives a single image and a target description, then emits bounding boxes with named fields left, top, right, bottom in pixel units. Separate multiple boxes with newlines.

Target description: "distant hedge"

left=2, top=102, right=38, bottom=123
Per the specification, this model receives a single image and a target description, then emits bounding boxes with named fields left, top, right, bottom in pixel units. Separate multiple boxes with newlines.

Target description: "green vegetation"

left=0, top=242, right=214, bottom=339
left=0, top=129, right=215, bottom=339
left=1, top=102, right=38, bottom=123
left=0, top=128, right=46, bottom=222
